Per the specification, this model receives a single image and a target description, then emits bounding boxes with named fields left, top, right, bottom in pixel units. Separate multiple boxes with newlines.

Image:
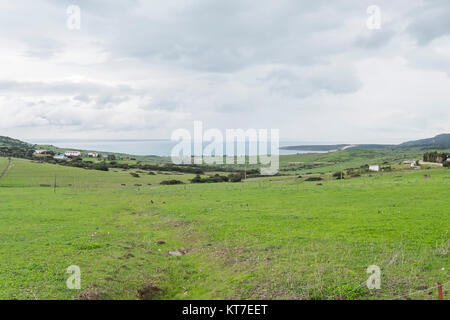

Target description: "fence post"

left=437, top=283, right=443, bottom=300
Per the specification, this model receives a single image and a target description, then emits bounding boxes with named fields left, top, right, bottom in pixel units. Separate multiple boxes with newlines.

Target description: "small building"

left=34, top=149, right=47, bottom=154
left=369, top=165, right=380, bottom=172
left=64, top=150, right=82, bottom=158
left=87, top=152, right=98, bottom=158
left=53, top=154, right=67, bottom=160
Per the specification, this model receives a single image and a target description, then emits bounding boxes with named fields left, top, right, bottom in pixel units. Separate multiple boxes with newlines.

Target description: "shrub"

left=305, top=177, right=322, bottom=182
left=191, top=174, right=230, bottom=183
left=130, top=172, right=140, bottom=178
left=160, top=180, right=184, bottom=185
left=333, top=171, right=344, bottom=179
left=190, top=175, right=204, bottom=183
left=92, top=163, right=109, bottom=171
left=228, top=173, right=243, bottom=182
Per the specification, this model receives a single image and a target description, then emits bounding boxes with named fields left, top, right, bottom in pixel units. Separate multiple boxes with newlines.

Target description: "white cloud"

left=0, top=0, right=449, bottom=142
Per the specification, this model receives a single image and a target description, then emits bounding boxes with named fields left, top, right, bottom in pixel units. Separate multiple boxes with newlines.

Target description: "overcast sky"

left=0, top=0, right=449, bottom=143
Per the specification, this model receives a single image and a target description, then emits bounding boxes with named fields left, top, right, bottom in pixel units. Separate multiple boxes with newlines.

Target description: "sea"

left=26, top=139, right=328, bottom=156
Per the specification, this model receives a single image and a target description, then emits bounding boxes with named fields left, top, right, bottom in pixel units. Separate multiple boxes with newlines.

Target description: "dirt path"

left=0, top=158, right=13, bottom=179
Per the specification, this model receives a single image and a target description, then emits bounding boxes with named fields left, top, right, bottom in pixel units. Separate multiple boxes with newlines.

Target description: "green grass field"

left=0, top=155, right=448, bottom=300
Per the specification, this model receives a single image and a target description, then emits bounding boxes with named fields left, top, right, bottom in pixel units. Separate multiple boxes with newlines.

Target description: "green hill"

left=399, top=133, right=450, bottom=149
left=0, top=136, right=34, bottom=149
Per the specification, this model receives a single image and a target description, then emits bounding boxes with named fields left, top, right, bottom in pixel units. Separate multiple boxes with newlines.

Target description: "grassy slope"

left=279, top=148, right=450, bottom=174
left=0, top=158, right=194, bottom=188
left=0, top=156, right=448, bottom=300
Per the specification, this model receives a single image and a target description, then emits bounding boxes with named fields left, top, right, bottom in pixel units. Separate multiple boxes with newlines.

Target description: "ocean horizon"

left=25, top=138, right=330, bottom=156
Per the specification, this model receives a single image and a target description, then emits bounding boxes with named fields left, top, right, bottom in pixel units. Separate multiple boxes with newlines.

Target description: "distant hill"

left=0, top=135, right=169, bottom=162
left=0, top=136, right=34, bottom=149
left=398, top=133, right=450, bottom=149
left=280, top=133, right=450, bottom=152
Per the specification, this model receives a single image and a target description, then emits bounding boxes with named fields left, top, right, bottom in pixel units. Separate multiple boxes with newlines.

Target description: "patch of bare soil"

left=137, top=285, right=163, bottom=300
left=75, top=288, right=102, bottom=300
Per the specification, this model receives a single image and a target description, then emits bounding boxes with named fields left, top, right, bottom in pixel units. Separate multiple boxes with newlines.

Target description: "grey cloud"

left=260, top=65, right=362, bottom=98
left=1, top=0, right=449, bottom=141
left=354, top=29, right=395, bottom=49
left=73, top=94, right=92, bottom=103
left=24, top=37, right=63, bottom=59
left=406, top=0, right=450, bottom=45
left=0, top=80, right=139, bottom=96
left=94, top=95, right=130, bottom=107
left=79, top=0, right=352, bottom=72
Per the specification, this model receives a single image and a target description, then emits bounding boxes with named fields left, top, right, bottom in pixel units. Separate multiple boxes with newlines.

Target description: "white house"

left=53, top=154, right=67, bottom=160
left=87, top=152, right=98, bottom=158
left=34, top=149, right=47, bottom=154
left=64, top=150, right=81, bottom=157
left=369, top=165, right=380, bottom=172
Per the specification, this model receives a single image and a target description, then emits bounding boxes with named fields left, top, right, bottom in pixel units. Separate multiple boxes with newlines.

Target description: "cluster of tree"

left=191, top=173, right=243, bottom=184
left=304, top=176, right=323, bottom=181
left=160, top=179, right=184, bottom=185
left=0, top=146, right=34, bottom=159
left=423, top=151, right=448, bottom=163
left=45, top=158, right=109, bottom=171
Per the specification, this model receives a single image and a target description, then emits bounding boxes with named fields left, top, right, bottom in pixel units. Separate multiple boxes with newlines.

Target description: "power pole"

left=54, top=175, right=56, bottom=193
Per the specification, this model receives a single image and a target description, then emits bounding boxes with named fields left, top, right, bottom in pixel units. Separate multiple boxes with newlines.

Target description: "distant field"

left=278, top=148, right=433, bottom=174
left=0, top=156, right=448, bottom=300
left=0, top=158, right=195, bottom=188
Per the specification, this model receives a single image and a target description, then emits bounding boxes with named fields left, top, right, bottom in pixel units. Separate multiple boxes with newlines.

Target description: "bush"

left=190, top=175, right=203, bottom=183
left=305, top=177, right=322, bottom=182
left=228, top=173, right=243, bottom=183
left=333, top=171, right=344, bottom=179
left=130, top=172, right=140, bottom=178
left=92, top=163, right=109, bottom=171
left=160, top=180, right=184, bottom=185
left=191, top=174, right=230, bottom=183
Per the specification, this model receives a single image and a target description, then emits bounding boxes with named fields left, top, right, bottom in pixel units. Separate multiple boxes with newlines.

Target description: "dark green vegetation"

left=423, top=151, right=448, bottom=164
left=400, top=133, right=450, bottom=149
